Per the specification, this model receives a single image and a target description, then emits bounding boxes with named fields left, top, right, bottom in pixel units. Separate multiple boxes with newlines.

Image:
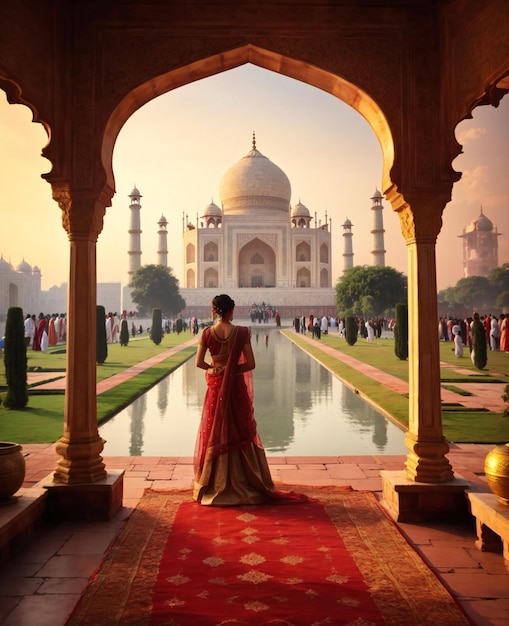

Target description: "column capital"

left=51, top=183, right=113, bottom=241
left=385, top=185, right=448, bottom=243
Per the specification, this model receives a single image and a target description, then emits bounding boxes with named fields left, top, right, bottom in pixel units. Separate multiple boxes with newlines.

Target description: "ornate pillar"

left=397, top=200, right=454, bottom=483
left=381, top=191, right=468, bottom=523
left=52, top=185, right=109, bottom=484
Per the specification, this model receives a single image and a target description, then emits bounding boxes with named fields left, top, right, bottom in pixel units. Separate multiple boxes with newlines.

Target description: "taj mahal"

left=126, top=135, right=338, bottom=319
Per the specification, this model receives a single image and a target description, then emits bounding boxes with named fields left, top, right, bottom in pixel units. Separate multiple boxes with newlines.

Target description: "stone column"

left=398, top=202, right=454, bottom=483
left=52, top=186, right=108, bottom=484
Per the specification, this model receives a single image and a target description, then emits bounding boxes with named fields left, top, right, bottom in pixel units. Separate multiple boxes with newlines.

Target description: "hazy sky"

left=1, top=64, right=508, bottom=293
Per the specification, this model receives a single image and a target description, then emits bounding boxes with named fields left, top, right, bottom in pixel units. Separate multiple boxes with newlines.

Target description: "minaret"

left=342, top=217, right=354, bottom=273
left=370, top=188, right=386, bottom=267
left=127, top=186, right=142, bottom=279
left=157, top=214, right=168, bottom=267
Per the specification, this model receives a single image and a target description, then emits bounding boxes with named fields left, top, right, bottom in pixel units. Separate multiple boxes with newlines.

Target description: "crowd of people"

left=439, top=313, right=509, bottom=356
left=24, top=313, right=67, bottom=351
left=293, top=315, right=390, bottom=342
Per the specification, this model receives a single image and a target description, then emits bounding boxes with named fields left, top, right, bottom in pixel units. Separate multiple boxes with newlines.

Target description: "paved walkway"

left=1, top=333, right=508, bottom=625
left=290, top=332, right=507, bottom=412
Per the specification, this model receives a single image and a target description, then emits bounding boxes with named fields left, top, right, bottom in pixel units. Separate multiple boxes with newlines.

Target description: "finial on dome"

left=252, top=131, right=256, bottom=150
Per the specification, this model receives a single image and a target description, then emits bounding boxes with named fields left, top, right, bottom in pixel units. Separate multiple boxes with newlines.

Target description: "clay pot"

left=0, top=442, right=26, bottom=501
left=484, top=444, right=509, bottom=504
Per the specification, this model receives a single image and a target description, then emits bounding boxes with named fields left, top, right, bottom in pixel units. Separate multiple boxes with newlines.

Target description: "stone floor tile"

left=419, top=545, right=481, bottom=569
left=147, top=469, right=174, bottom=479
left=0, top=597, right=19, bottom=623
left=36, top=554, right=103, bottom=578
left=57, top=530, right=117, bottom=555
left=325, top=464, right=367, bottom=479
left=1, top=593, right=80, bottom=626
left=38, top=576, right=90, bottom=594
left=440, top=572, right=509, bottom=599
left=0, top=576, right=44, bottom=596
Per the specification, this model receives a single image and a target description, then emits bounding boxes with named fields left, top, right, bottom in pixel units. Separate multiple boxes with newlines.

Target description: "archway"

left=238, top=238, right=275, bottom=288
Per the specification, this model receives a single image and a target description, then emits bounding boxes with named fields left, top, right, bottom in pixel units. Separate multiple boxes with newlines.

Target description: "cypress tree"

left=176, top=317, right=183, bottom=335
left=96, top=305, right=108, bottom=365
left=120, top=319, right=129, bottom=346
left=471, top=313, right=487, bottom=370
left=345, top=316, right=358, bottom=346
left=3, top=306, right=28, bottom=409
left=394, top=302, right=409, bottom=360
left=150, top=308, right=163, bottom=345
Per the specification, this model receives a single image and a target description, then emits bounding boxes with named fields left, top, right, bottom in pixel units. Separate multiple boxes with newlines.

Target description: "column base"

left=42, top=469, right=124, bottom=521
left=381, top=470, right=470, bottom=523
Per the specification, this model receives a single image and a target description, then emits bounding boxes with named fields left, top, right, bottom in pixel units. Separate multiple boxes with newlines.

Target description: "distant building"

left=0, top=256, right=120, bottom=329
left=459, top=208, right=501, bottom=277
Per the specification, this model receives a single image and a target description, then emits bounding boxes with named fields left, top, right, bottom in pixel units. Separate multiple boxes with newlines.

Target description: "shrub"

left=470, top=314, right=487, bottom=370
left=120, top=319, right=129, bottom=346
left=345, top=316, right=358, bottom=346
left=96, top=305, right=108, bottom=365
left=3, top=306, right=28, bottom=409
left=150, top=308, right=163, bottom=345
left=176, top=317, right=183, bottom=335
left=502, top=383, right=509, bottom=417
left=394, top=302, right=408, bottom=360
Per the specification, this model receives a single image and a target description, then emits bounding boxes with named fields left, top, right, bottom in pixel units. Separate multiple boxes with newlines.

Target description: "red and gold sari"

left=193, top=325, right=306, bottom=506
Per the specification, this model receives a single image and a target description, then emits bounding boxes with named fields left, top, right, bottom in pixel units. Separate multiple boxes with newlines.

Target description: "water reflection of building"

left=339, top=388, right=388, bottom=450
left=128, top=392, right=147, bottom=456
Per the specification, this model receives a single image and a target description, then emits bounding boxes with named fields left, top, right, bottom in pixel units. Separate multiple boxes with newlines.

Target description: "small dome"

left=371, top=188, right=383, bottom=200
left=129, top=186, right=142, bottom=198
left=157, top=214, right=168, bottom=226
left=16, top=259, right=32, bottom=273
left=203, top=200, right=222, bottom=217
left=33, top=265, right=41, bottom=274
left=465, top=210, right=493, bottom=233
left=0, top=257, right=12, bottom=272
left=291, top=200, right=310, bottom=218
left=342, top=217, right=353, bottom=227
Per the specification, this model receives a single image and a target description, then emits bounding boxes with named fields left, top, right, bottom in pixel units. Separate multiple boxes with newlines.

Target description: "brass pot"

left=0, top=442, right=26, bottom=501
left=484, top=443, right=509, bottom=504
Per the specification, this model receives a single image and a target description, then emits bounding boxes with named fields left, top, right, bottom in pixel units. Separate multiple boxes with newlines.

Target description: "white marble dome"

left=219, top=140, right=291, bottom=215
left=16, top=260, right=32, bottom=273
left=0, top=257, right=12, bottom=273
left=291, top=200, right=310, bottom=218
left=466, top=210, right=493, bottom=233
left=203, top=200, right=222, bottom=217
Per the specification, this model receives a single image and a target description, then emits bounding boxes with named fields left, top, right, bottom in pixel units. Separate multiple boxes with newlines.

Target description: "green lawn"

left=283, top=331, right=509, bottom=445
left=0, top=332, right=197, bottom=443
left=1, top=328, right=508, bottom=446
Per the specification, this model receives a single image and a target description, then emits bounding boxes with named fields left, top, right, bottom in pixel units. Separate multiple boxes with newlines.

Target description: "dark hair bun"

left=212, top=294, right=235, bottom=316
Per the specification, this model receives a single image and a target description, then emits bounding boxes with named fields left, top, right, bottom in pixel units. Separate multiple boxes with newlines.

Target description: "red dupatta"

left=193, top=325, right=262, bottom=477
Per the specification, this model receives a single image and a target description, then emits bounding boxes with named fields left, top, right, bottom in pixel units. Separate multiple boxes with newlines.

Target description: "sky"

left=1, top=64, right=508, bottom=293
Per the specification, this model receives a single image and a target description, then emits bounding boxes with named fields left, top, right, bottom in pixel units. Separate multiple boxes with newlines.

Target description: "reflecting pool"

left=100, top=328, right=407, bottom=457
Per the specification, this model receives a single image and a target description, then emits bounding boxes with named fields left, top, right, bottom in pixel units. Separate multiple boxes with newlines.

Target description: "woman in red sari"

left=194, top=294, right=306, bottom=506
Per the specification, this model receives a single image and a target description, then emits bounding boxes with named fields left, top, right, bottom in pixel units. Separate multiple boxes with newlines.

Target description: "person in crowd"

left=490, top=316, right=500, bottom=351
left=24, top=314, right=35, bottom=348
left=500, top=313, right=509, bottom=353
left=452, top=322, right=463, bottom=357
left=366, top=319, right=375, bottom=342
left=32, top=313, right=46, bottom=351
left=193, top=294, right=306, bottom=506
left=320, top=315, right=328, bottom=336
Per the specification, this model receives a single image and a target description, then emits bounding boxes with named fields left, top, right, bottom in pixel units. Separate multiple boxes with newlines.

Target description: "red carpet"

left=67, top=488, right=472, bottom=625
